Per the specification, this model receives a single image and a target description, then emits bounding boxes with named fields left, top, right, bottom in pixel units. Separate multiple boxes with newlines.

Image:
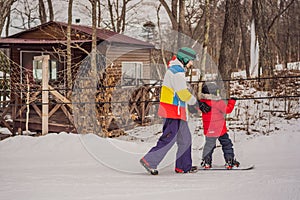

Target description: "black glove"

left=198, top=101, right=211, bottom=113
left=230, top=97, right=238, bottom=100
left=188, top=104, right=198, bottom=114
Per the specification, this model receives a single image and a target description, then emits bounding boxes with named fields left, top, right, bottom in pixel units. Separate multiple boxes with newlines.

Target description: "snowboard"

left=197, top=165, right=255, bottom=171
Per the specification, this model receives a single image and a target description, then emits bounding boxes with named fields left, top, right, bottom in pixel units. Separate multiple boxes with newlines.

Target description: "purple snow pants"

left=143, top=118, right=192, bottom=172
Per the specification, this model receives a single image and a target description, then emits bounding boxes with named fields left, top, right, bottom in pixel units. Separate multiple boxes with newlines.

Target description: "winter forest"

left=0, top=1, right=300, bottom=200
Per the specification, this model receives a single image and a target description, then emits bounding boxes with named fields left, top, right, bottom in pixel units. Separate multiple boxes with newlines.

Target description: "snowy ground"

left=0, top=118, right=300, bottom=200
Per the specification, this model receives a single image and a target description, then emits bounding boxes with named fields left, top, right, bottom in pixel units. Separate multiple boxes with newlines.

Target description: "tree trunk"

left=107, top=0, right=116, bottom=32
left=120, top=0, right=126, bottom=33
left=107, top=0, right=130, bottom=33
left=5, top=7, right=11, bottom=37
left=67, top=0, right=73, bottom=93
left=97, top=0, right=101, bottom=27
left=0, top=0, right=15, bottom=35
left=39, top=0, right=47, bottom=23
left=47, top=0, right=54, bottom=21
left=159, top=0, right=178, bottom=31
left=198, top=0, right=211, bottom=98
left=239, top=1, right=250, bottom=77
left=178, top=0, right=186, bottom=47
left=201, top=1, right=210, bottom=75
left=252, top=0, right=273, bottom=89
left=90, top=0, right=97, bottom=73
left=171, top=0, right=178, bottom=23
left=218, top=0, right=240, bottom=98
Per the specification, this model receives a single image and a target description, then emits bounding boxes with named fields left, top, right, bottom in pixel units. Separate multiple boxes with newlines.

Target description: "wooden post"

left=25, top=74, right=30, bottom=134
left=34, top=55, right=50, bottom=135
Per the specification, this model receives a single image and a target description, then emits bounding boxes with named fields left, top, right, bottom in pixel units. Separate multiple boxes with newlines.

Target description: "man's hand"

left=198, top=101, right=211, bottom=113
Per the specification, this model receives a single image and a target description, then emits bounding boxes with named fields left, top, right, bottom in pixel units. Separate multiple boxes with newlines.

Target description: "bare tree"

left=67, top=0, right=73, bottom=91
left=97, top=0, right=101, bottom=27
left=252, top=0, right=295, bottom=89
left=269, top=0, right=298, bottom=68
left=47, top=0, right=54, bottom=21
left=177, top=0, right=187, bottom=47
left=11, top=0, right=40, bottom=30
left=200, top=0, right=210, bottom=78
left=198, top=0, right=211, bottom=96
left=218, top=0, right=240, bottom=98
left=5, top=0, right=53, bottom=33
left=239, top=0, right=250, bottom=77
left=252, top=0, right=274, bottom=87
left=107, top=0, right=130, bottom=33
left=159, top=0, right=178, bottom=31
left=89, top=0, right=97, bottom=73
left=0, top=0, right=16, bottom=35
left=5, top=9, right=11, bottom=37
left=159, top=0, right=204, bottom=43
left=40, top=0, right=54, bottom=22
left=206, top=0, right=222, bottom=68
left=39, top=0, right=47, bottom=23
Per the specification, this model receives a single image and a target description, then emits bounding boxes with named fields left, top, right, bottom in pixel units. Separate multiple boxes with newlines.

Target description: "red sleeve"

left=215, top=99, right=236, bottom=114
left=225, top=99, right=236, bottom=113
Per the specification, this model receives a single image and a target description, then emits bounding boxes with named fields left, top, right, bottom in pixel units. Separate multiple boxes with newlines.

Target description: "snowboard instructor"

left=140, top=47, right=211, bottom=175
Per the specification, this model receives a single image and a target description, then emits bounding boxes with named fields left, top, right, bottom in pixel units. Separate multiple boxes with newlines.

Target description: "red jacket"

left=200, top=97, right=236, bottom=137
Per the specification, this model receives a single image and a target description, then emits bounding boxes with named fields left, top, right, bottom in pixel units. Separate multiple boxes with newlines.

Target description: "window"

left=21, top=51, right=63, bottom=84
left=33, top=60, right=57, bottom=81
left=121, top=62, right=143, bottom=86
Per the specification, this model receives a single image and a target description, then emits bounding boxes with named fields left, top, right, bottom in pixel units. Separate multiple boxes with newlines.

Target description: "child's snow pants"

left=202, top=133, right=235, bottom=162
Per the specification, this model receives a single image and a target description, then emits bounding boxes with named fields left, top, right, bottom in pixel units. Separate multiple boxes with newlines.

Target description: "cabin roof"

left=1, top=21, right=154, bottom=47
left=0, top=38, right=92, bottom=45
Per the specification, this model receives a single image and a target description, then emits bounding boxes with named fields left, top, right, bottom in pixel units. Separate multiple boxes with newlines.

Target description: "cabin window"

left=121, top=62, right=143, bottom=86
left=33, top=60, right=58, bottom=81
left=21, top=51, right=63, bottom=84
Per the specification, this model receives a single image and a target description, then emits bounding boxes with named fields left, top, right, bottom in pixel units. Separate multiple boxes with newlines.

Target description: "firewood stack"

left=95, top=64, right=128, bottom=137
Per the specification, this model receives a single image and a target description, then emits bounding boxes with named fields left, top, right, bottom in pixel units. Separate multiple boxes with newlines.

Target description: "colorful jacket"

left=200, top=94, right=236, bottom=137
left=158, top=59, right=196, bottom=121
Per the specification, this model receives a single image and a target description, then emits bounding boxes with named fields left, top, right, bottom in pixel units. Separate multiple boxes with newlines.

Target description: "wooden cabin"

left=0, top=21, right=156, bottom=136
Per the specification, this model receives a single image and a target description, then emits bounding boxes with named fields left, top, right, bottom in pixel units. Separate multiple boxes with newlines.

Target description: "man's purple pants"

left=143, top=118, right=192, bottom=172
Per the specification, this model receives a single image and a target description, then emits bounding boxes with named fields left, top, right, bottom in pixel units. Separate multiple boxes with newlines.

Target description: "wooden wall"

left=106, top=44, right=152, bottom=82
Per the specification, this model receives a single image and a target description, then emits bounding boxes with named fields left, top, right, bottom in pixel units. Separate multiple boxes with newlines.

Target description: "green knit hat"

left=176, top=47, right=197, bottom=65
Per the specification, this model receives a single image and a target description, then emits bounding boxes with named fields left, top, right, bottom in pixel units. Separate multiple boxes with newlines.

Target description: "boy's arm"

left=225, top=98, right=236, bottom=113
left=215, top=98, right=236, bottom=114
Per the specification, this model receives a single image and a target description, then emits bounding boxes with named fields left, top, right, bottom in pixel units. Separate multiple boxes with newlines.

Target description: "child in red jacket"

left=199, top=82, right=240, bottom=169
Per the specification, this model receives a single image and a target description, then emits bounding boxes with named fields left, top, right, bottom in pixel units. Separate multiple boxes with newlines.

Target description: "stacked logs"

left=95, top=64, right=161, bottom=137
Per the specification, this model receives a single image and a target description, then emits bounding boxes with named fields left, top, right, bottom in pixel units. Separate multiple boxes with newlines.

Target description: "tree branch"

left=268, top=0, right=295, bottom=33
left=159, top=0, right=178, bottom=30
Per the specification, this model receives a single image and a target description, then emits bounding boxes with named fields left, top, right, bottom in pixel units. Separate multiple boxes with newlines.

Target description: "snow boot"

left=140, top=158, right=158, bottom=175
left=225, top=158, right=240, bottom=169
left=201, top=157, right=212, bottom=169
left=189, top=166, right=198, bottom=173
left=175, top=166, right=198, bottom=174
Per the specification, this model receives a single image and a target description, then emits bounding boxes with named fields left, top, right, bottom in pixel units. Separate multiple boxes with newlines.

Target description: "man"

left=140, top=47, right=210, bottom=175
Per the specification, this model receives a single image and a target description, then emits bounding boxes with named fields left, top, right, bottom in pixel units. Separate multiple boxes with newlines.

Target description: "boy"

left=199, top=82, right=240, bottom=169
